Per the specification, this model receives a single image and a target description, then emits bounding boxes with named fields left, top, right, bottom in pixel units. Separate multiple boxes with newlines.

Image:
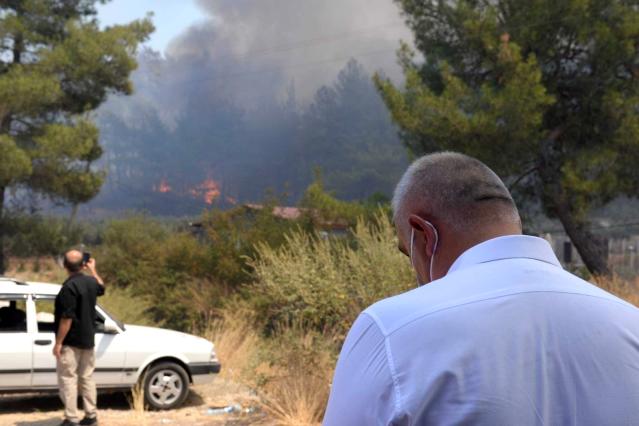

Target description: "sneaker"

left=79, top=417, right=98, bottom=426
left=58, top=420, right=79, bottom=426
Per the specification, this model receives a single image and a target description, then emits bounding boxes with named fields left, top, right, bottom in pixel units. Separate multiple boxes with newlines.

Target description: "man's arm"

left=323, top=313, right=399, bottom=425
left=53, top=318, right=72, bottom=358
left=85, top=258, right=104, bottom=287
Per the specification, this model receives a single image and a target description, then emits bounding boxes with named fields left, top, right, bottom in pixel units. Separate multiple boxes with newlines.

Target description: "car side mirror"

left=104, top=318, right=120, bottom=334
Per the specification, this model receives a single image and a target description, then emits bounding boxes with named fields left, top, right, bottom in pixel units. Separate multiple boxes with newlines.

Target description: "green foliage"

left=299, top=177, right=385, bottom=227
left=201, top=201, right=308, bottom=286
left=99, top=286, right=154, bottom=327
left=4, top=214, right=85, bottom=258
left=92, top=209, right=302, bottom=331
left=95, top=215, right=168, bottom=289
left=376, top=0, right=639, bottom=275
left=0, top=0, right=153, bottom=272
left=0, top=135, right=31, bottom=186
left=247, top=212, right=413, bottom=336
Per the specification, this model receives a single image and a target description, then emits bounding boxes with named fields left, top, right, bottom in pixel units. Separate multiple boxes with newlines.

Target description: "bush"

left=95, top=215, right=234, bottom=331
left=248, top=212, right=413, bottom=336
left=99, top=286, right=154, bottom=326
left=95, top=215, right=168, bottom=290
left=4, top=214, right=86, bottom=258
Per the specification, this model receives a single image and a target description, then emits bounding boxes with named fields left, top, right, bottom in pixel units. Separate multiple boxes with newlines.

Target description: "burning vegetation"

left=152, top=177, right=222, bottom=205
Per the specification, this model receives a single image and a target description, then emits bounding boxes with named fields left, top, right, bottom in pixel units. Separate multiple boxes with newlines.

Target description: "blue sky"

left=96, top=0, right=205, bottom=54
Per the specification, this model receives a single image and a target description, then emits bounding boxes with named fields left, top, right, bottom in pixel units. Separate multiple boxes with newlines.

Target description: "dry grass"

left=129, top=380, right=146, bottom=412
left=5, top=256, right=67, bottom=283
left=126, top=380, right=148, bottom=425
left=592, top=275, right=639, bottom=306
left=204, top=305, right=261, bottom=384
left=204, top=308, right=335, bottom=425
left=259, top=332, right=334, bottom=426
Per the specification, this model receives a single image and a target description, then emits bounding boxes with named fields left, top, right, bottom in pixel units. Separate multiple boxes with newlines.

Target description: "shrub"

left=248, top=212, right=413, bottom=336
left=4, top=214, right=86, bottom=258
left=99, top=286, right=154, bottom=326
left=95, top=215, right=168, bottom=290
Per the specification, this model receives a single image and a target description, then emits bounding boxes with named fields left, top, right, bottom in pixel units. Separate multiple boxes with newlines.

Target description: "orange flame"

left=189, top=178, right=221, bottom=205
left=153, top=178, right=172, bottom=193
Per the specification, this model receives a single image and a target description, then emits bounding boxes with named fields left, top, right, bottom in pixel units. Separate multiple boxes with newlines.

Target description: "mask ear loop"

left=425, top=221, right=439, bottom=282
left=410, top=228, right=419, bottom=286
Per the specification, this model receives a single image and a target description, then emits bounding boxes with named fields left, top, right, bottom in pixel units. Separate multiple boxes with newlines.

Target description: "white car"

left=0, top=277, right=221, bottom=410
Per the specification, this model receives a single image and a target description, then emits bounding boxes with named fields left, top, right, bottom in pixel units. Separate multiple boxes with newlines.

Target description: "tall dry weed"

left=6, top=257, right=67, bottom=283
left=259, top=323, right=337, bottom=426
left=126, top=379, right=148, bottom=425
left=593, top=275, right=639, bottom=306
left=204, top=306, right=336, bottom=425
left=203, top=304, right=261, bottom=383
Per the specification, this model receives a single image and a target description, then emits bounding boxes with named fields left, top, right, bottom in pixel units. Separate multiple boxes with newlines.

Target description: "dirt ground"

left=0, top=379, right=271, bottom=426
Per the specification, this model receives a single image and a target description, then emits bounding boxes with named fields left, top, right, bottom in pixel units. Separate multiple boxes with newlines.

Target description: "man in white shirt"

left=323, top=152, right=639, bottom=425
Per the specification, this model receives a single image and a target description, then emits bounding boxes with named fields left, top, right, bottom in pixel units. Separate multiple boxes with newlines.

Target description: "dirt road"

left=0, top=379, right=269, bottom=426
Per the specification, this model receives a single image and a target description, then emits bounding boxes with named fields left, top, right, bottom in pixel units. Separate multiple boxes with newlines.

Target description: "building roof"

left=243, top=203, right=304, bottom=220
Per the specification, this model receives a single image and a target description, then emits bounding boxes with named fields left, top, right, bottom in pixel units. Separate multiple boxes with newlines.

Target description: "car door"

left=31, top=295, right=59, bottom=387
left=0, top=294, right=32, bottom=389
left=31, top=296, right=127, bottom=388
left=93, top=305, right=127, bottom=386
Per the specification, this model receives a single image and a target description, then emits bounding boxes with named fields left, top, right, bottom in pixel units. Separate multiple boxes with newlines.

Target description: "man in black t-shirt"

left=54, top=250, right=105, bottom=426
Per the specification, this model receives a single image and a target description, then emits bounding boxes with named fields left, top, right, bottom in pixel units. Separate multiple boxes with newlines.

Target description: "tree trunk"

left=553, top=200, right=611, bottom=276
left=538, top=130, right=610, bottom=277
left=67, top=203, right=79, bottom=231
left=0, top=186, right=5, bottom=275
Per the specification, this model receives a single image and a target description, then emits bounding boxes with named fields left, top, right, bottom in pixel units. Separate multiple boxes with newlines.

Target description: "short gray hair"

left=392, top=152, right=520, bottom=231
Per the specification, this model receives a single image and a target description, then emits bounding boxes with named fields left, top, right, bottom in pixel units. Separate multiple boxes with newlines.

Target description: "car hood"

left=123, top=324, right=213, bottom=352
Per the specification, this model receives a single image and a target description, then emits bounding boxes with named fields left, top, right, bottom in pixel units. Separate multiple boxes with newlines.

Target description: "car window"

left=34, top=297, right=56, bottom=333
left=0, top=296, right=28, bottom=333
left=97, top=304, right=125, bottom=331
left=35, top=295, right=112, bottom=333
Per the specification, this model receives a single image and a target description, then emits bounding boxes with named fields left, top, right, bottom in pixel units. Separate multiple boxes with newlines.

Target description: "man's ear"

left=408, top=214, right=438, bottom=257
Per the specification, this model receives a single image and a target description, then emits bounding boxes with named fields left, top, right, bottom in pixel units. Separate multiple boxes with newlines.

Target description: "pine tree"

left=0, top=0, right=153, bottom=271
left=376, top=0, right=639, bottom=276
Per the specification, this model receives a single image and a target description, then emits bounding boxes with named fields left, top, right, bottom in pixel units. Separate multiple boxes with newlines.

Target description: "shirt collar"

left=447, top=235, right=562, bottom=275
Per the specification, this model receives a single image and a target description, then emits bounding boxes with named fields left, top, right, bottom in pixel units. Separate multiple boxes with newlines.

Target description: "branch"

left=508, top=165, right=539, bottom=191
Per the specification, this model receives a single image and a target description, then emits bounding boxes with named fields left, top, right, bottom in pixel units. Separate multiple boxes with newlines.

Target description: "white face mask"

left=409, top=222, right=439, bottom=286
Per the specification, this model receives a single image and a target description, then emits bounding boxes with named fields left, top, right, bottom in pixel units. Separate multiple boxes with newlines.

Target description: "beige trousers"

left=56, top=345, right=97, bottom=422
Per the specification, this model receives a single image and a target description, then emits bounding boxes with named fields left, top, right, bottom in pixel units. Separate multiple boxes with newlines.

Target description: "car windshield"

left=98, top=304, right=126, bottom=331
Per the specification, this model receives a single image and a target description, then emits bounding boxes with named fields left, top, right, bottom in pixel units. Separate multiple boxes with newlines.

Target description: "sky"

left=96, top=0, right=205, bottom=54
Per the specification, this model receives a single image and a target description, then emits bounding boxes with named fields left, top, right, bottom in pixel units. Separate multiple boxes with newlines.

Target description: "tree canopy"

left=376, top=0, right=639, bottom=275
left=0, top=0, right=153, bottom=271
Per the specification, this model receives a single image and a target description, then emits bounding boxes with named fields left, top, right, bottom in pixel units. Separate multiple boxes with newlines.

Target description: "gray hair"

left=392, top=152, right=520, bottom=231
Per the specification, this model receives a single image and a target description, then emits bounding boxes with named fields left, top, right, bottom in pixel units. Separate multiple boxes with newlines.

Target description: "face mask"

left=409, top=222, right=439, bottom=286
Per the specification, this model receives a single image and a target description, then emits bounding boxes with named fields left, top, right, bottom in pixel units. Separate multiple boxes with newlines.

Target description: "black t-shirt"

left=54, top=274, right=105, bottom=349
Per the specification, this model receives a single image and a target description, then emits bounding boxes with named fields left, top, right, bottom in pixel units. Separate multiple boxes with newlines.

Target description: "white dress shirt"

left=323, top=235, right=639, bottom=425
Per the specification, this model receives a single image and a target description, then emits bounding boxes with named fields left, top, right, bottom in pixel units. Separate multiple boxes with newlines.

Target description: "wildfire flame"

left=189, top=178, right=221, bottom=205
left=152, top=176, right=221, bottom=205
left=153, top=178, right=172, bottom=193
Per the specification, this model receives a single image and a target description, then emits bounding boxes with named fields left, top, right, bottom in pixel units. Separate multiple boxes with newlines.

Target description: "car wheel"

left=142, top=362, right=190, bottom=410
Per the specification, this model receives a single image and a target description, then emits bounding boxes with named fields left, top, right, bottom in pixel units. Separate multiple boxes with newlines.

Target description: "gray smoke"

left=165, top=0, right=412, bottom=103
left=89, top=0, right=413, bottom=215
